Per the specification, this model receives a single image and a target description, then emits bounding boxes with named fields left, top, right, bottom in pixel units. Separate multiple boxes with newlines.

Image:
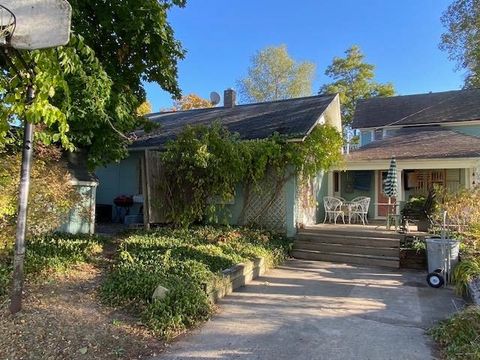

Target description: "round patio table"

left=341, top=201, right=356, bottom=224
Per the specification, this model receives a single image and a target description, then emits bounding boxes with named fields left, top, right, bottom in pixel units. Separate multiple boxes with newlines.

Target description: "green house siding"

left=446, top=124, right=480, bottom=138
left=59, top=184, right=97, bottom=234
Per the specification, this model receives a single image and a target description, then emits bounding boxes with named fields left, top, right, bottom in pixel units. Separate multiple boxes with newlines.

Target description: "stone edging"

left=208, top=257, right=267, bottom=302
left=467, top=277, right=480, bottom=305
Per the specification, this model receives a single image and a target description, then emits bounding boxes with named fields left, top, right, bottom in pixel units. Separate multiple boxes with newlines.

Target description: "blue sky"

left=144, top=0, right=463, bottom=111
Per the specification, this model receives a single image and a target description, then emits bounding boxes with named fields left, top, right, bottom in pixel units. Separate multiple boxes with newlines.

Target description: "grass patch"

left=429, top=306, right=480, bottom=360
left=101, top=226, right=292, bottom=339
left=0, top=233, right=104, bottom=298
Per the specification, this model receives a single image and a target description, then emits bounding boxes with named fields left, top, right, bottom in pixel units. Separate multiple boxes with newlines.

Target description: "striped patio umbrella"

left=384, top=157, right=398, bottom=229
left=384, top=156, right=398, bottom=198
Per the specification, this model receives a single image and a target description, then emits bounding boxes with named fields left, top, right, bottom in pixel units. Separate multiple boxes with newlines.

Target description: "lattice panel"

left=243, top=175, right=287, bottom=231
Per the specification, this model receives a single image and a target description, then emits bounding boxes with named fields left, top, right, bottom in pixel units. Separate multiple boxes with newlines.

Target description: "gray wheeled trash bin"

left=425, top=236, right=460, bottom=288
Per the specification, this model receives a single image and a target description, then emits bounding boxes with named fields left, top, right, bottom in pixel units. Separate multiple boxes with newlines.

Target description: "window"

left=374, top=129, right=384, bottom=141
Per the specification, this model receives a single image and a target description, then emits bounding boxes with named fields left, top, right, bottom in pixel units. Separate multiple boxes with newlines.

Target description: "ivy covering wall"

left=155, top=123, right=344, bottom=227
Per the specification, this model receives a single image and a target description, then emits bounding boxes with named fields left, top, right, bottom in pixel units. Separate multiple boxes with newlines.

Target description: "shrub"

left=101, top=226, right=291, bottom=338
left=0, top=145, right=83, bottom=254
left=430, top=306, right=480, bottom=360
left=141, top=277, right=212, bottom=339
left=434, top=186, right=480, bottom=251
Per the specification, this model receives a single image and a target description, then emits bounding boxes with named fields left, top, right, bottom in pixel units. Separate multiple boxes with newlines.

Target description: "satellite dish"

left=210, top=91, right=221, bottom=106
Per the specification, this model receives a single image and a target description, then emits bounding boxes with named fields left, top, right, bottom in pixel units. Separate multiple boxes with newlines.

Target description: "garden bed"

left=100, top=226, right=292, bottom=339
left=0, top=226, right=291, bottom=358
left=400, top=249, right=427, bottom=270
left=400, top=235, right=427, bottom=270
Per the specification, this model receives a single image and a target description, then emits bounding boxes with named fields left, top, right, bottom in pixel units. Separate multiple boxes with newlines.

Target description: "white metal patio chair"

left=350, top=196, right=371, bottom=225
left=323, top=196, right=345, bottom=224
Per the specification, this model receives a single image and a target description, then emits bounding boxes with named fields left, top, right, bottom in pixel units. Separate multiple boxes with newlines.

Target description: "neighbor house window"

left=374, top=129, right=384, bottom=141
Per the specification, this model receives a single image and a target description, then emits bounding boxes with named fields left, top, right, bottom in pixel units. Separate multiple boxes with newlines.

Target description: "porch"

left=328, top=163, right=474, bottom=222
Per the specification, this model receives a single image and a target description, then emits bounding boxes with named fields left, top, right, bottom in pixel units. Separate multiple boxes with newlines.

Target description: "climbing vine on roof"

left=158, top=122, right=343, bottom=227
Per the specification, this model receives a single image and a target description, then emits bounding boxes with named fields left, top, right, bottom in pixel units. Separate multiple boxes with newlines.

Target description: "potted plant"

left=402, top=190, right=436, bottom=232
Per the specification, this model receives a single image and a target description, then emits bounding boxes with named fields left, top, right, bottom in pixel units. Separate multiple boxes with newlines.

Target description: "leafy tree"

left=237, top=45, right=315, bottom=103
left=173, top=94, right=214, bottom=111
left=440, top=0, right=480, bottom=88
left=0, top=0, right=186, bottom=167
left=137, top=101, right=153, bottom=116
left=0, top=144, right=81, bottom=254
left=320, top=46, right=395, bottom=127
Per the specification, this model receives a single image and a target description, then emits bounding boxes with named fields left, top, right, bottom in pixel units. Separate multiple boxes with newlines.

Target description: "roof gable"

left=352, top=89, right=480, bottom=129
left=132, top=95, right=339, bottom=149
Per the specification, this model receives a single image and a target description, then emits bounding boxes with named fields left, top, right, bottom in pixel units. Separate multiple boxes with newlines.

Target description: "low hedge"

left=0, top=233, right=103, bottom=298
left=100, top=226, right=292, bottom=339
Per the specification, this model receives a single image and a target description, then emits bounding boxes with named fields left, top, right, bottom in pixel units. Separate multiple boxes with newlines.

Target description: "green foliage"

left=159, top=123, right=343, bottom=226
left=101, top=226, right=292, bottom=338
left=430, top=306, right=480, bottom=360
left=320, top=45, right=395, bottom=126
left=453, top=259, right=480, bottom=296
left=0, top=145, right=82, bottom=253
left=142, top=277, right=212, bottom=338
left=440, top=0, right=480, bottom=88
left=237, top=45, right=315, bottom=103
left=0, top=35, right=111, bottom=154
left=1, top=1, right=186, bottom=167
left=0, top=233, right=103, bottom=298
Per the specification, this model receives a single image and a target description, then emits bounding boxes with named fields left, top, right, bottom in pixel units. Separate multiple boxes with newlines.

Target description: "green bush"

left=430, top=306, right=480, bottom=360
left=101, top=226, right=291, bottom=338
left=0, top=233, right=103, bottom=298
left=142, top=276, right=212, bottom=339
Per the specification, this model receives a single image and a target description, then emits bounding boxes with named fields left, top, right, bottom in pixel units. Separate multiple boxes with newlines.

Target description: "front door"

left=377, top=171, right=395, bottom=217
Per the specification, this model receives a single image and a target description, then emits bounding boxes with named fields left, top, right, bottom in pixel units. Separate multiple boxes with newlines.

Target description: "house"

left=95, top=90, right=342, bottom=236
left=333, top=88, right=480, bottom=220
left=59, top=151, right=98, bottom=235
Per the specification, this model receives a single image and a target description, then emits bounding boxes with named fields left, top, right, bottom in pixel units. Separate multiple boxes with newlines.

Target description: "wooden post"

left=142, top=150, right=150, bottom=230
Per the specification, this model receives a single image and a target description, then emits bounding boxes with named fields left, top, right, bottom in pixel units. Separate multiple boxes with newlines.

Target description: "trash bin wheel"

left=427, top=272, right=444, bottom=288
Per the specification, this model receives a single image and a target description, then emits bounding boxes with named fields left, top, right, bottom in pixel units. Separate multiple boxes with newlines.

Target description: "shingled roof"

left=131, top=94, right=337, bottom=149
left=352, top=89, right=480, bottom=129
left=346, top=127, right=480, bottom=161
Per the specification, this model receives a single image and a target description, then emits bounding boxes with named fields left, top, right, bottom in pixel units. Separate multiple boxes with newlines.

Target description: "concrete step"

left=293, top=240, right=399, bottom=258
left=296, top=233, right=400, bottom=248
left=291, top=249, right=400, bottom=268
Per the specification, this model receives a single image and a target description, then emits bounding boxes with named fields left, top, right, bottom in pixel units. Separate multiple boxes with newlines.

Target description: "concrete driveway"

left=156, top=260, right=463, bottom=360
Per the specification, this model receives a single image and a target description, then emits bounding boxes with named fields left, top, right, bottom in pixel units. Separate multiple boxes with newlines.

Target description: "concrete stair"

left=292, top=227, right=401, bottom=268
